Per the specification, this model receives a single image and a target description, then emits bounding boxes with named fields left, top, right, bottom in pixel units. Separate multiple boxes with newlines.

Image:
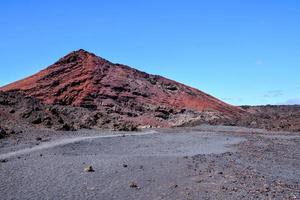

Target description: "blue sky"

left=0, top=0, right=299, bottom=105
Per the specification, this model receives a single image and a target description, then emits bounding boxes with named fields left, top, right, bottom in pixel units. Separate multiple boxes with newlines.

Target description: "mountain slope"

left=0, top=49, right=244, bottom=127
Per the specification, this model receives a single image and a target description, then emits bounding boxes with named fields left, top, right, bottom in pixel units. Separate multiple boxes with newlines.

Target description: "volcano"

left=0, top=49, right=243, bottom=128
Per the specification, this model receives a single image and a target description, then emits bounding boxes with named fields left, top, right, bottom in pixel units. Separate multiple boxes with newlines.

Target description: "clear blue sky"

left=0, top=0, right=299, bottom=105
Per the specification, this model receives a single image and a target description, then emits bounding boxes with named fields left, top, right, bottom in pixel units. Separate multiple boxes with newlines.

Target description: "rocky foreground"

left=0, top=126, right=299, bottom=200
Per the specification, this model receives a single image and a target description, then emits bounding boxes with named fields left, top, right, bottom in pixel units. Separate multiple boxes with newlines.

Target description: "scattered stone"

left=260, top=184, right=270, bottom=193
left=221, top=186, right=227, bottom=190
left=32, top=117, right=42, bottom=124
left=87, top=187, right=95, bottom=191
left=84, top=165, right=95, bottom=172
left=129, top=182, right=140, bottom=189
left=0, top=127, right=7, bottom=139
left=9, top=109, right=15, bottom=113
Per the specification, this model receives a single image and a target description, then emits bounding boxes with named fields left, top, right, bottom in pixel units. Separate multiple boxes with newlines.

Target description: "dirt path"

left=0, top=130, right=157, bottom=160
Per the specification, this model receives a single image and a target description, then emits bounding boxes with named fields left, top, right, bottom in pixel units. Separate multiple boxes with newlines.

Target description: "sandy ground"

left=0, top=125, right=299, bottom=200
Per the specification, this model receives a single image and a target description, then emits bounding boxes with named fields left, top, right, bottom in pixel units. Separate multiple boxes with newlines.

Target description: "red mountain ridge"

left=0, top=49, right=244, bottom=128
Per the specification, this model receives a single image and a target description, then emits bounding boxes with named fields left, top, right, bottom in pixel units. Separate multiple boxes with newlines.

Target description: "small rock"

left=290, top=194, right=297, bottom=199
left=84, top=165, right=95, bottom=172
left=32, top=118, right=42, bottom=124
left=129, top=182, right=140, bottom=189
left=0, top=128, right=7, bottom=138
left=260, top=184, right=270, bottom=193
left=36, top=137, right=42, bottom=141
left=87, top=187, right=95, bottom=191
left=123, top=164, right=128, bottom=168
left=221, top=186, right=227, bottom=190
left=0, top=159, right=8, bottom=163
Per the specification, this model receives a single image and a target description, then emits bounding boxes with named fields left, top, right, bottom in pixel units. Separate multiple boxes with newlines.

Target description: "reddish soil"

left=0, top=49, right=244, bottom=128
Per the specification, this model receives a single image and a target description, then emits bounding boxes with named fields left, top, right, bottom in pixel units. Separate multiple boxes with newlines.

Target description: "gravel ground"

left=0, top=125, right=299, bottom=200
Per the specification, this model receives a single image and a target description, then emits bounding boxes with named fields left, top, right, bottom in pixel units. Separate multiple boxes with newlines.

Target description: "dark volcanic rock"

left=0, top=127, right=7, bottom=139
left=0, top=90, right=136, bottom=134
left=185, top=105, right=300, bottom=132
left=236, top=105, right=300, bottom=132
left=84, top=165, right=95, bottom=172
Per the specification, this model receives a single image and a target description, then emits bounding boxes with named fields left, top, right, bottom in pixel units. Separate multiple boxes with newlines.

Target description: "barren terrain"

left=0, top=125, right=299, bottom=200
